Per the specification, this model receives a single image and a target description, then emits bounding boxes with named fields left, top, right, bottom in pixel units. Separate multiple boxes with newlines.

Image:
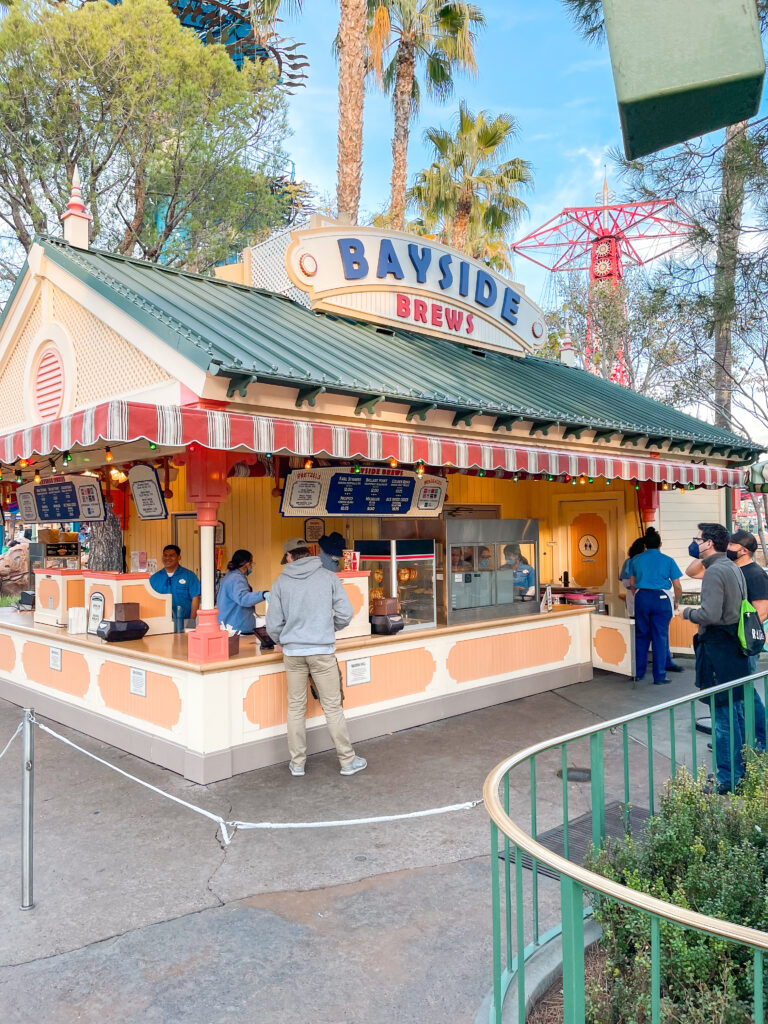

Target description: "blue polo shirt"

left=149, top=566, right=201, bottom=619
left=631, top=549, right=682, bottom=591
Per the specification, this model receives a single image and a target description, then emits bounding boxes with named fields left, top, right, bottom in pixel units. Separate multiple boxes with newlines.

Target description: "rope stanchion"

left=33, top=719, right=233, bottom=845
left=0, top=721, right=22, bottom=762
left=28, top=717, right=483, bottom=845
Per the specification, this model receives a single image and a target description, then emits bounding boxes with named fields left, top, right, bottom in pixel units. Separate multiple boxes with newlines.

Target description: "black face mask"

left=726, top=550, right=740, bottom=561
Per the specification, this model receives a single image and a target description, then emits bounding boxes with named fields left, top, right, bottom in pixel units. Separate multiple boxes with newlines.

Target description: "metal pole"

left=21, top=708, right=34, bottom=910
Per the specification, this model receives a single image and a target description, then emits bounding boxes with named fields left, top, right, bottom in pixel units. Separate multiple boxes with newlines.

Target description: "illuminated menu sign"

left=17, top=475, right=106, bottom=523
left=281, top=467, right=447, bottom=518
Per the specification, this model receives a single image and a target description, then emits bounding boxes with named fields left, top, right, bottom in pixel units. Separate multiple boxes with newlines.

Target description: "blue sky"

left=278, top=2, right=620, bottom=305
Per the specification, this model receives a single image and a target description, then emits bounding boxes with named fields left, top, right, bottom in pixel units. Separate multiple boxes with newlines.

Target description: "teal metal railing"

left=483, top=671, right=768, bottom=1024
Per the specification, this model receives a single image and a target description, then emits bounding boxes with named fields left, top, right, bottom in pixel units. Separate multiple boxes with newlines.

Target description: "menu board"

left=281, top=466, right=447, bottom=518
left=17, top=475, right=106, bottom=524
left=128, top=464, right=168, bottom=520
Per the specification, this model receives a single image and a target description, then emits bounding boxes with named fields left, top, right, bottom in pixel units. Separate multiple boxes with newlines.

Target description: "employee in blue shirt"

left=501, top=544, right=536, bottom=600
left=216, top=549, right=269, bottom=634
left=149, top=545, right=201, bottom=631
left=630, top=527, right=683, bottom=684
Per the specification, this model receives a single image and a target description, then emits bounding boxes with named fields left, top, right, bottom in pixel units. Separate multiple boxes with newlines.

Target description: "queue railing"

left=483, top=670, right=768, bottom=1024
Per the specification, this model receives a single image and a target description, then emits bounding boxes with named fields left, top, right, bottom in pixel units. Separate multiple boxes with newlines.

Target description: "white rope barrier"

left=228, top=800, right=484, bottom=832
left=0, top=722, right=22, bottom=762
left=30, top=717, right=484, bottom=844
left=34, top=719, right=233, bottom=845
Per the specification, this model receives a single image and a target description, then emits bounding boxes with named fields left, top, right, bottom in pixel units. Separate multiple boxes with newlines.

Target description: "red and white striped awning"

left=0, top=399, right=747, bottom=488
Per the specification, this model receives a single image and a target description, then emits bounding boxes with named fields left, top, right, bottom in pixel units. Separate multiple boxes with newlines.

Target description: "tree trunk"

left=752, top=493, right=768, bottom=564
left=336, top=0, right=366, bottom=223
left=450, top=193, right=473, bottom=251
left=712, top=121, right=748, bottom=430
left=88, top=505, right=124, bottom=572
left=389, top=41, right=415, bottom=232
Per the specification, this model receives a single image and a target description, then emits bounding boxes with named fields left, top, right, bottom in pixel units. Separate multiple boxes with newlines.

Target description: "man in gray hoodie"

left=266, top=537, right=367, bottom=778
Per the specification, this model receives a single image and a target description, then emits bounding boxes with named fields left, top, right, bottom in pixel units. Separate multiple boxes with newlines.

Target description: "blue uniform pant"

left=634, top=589, right=672, bottom=682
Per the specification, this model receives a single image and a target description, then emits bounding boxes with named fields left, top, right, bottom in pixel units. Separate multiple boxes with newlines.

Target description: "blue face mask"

left=688, top=541, right=701, bottom=558
left=479, top=557, right=490, bottom=568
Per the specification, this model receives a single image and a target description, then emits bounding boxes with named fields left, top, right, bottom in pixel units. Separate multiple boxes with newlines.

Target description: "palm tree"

left=337, top=0, right=367, bottom=221
left=367, top=0, right=484, bottom=231
left=407, top=101, right=531, bottom=253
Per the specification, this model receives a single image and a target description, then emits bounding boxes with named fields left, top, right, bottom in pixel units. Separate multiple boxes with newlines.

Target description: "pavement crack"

left=204, top=800, right=233, bottom=906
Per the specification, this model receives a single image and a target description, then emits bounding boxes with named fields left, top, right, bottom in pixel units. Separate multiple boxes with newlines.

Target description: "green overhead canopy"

left=23, top=236, right=762, bottom=458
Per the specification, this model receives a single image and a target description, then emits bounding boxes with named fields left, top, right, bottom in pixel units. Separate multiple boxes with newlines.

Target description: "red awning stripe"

left=0, top=399, right=747, bottom=488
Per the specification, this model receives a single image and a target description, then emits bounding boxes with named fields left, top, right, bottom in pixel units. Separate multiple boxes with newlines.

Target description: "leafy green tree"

left=561, top=0, right=768, bottom=435
left=367, top=0, right=485, bottom=231
left=407, top=101, right=530, bottom=252
left=0, top=0, right=289, bottom=281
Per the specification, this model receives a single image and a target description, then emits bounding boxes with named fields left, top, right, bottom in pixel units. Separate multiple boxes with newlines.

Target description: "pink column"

left=185, top=446, right=230, bottom=664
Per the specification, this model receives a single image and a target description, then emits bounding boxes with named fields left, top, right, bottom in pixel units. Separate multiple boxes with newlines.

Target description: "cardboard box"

left=115, top=602, right=140, bottom=622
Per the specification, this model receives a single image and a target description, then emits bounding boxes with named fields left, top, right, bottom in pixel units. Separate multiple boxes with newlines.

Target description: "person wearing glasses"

left=677, top=523, right=750, bottom=793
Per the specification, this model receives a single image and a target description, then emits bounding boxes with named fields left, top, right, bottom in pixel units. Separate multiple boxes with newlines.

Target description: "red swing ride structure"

left=511, top=176, right=693, bottom=387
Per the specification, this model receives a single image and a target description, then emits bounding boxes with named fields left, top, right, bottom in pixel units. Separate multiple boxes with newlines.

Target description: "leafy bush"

left=584, top=758, right=768, bottom=1023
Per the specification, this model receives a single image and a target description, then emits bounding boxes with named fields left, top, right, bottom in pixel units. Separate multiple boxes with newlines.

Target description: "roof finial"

left=60, top=166, right=92, bottom=249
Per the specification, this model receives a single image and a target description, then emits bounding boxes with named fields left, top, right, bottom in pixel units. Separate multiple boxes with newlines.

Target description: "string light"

left=304, top=458, right=314, bottom=469
left=512, top=473, right=519, bottom=483
left=416, top=461, right=426, bottom=477
left=606, top=479, right=611, bottom=486
left=661, top=482, right=669, bottom=490
left=588, top=477, right=594, bottom=484
left=353, top=463, right=362, bottom=474
left=635, top=482, right=640, bottom=491
left=547, top=475, right=554, bottom=482
left=389, top=457, right=398, bottom=468
left=571, top=477, right=577, bottom=485
left=15, top=470, right=22, bottom=484
left=478, top=469, right=485, bottom=477
left=688, top=482, right=695, bottom=490
left=579, top=475, right=587, bottom=485
left=105, top=447, right=113, bottom=462
left=564, top=474, right=571, bottom=483
left=149, top=442, right=157, bottom=451
left=33, top=471, right=41, bottom=484
left=19, top=459, right=28, bottom=469
left=63, top=451, right=72, bottom=465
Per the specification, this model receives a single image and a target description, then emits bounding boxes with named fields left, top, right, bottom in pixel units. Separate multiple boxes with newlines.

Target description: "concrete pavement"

left=0, top=663, right=700, bottom=1023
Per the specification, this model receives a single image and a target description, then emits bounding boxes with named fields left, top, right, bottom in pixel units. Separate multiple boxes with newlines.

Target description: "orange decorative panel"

left=37, top=579, right=60, bottom=611
left=339, top=647, right=436, bottom=709
left=21, top=643, right=90, bottom=697
left=243, top=647, right=436, bottom=727
left=593, top=626, right=627, bottom=666
left=33, top=346, right=65, bottom=420
left=97, top=662, right=181, bottom=729
left=569, top=512, right=608, bottom=588
left=344, top=582, right=365, bottom=618
left=243, top=672, right=324, bottom=729
left=669, top=614, right=697, bottom=650
left=121, top=585, right=169, bottom=619
left=447, top=624, right=572, bottom=683
left=66, top=579, right=85, bottom=606
left=0, top=634, right=16, bottom=672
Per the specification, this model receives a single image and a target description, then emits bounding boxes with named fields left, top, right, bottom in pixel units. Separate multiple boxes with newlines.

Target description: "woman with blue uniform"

left=630, top=528, right=682, bottom=684
left=216, top=549, right=269, bottom=634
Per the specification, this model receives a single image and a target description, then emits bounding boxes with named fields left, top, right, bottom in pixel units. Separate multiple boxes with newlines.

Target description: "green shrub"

left=585, top=760, right=768, bottom=1022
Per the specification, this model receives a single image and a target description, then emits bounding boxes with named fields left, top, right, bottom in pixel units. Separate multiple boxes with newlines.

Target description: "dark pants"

left=635, top=589, right=672, bottom=682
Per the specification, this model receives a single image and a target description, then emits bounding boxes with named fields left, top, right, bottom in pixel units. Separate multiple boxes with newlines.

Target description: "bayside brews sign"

left=285, top=219, right=546, bottom=357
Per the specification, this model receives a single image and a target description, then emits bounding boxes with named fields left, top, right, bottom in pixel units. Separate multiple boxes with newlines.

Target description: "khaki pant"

left=284, top=654, right=356, bottom=768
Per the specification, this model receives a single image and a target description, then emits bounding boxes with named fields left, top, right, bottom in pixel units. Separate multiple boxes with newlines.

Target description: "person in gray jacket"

left=266, top=537, right=367, bottom=778
left=677, top=522, right=748, bottom=793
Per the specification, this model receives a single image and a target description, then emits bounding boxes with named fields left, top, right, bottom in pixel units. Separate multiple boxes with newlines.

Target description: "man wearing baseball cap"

left=266, top=536, right=367, bottom=777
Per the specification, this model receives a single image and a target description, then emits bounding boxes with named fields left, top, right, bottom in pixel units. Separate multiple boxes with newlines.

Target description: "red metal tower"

left=511, top=175, right=692, bottom=386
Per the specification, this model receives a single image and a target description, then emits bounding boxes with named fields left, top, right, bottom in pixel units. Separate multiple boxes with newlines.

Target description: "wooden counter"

left=0, top=605, right=594, bottom=783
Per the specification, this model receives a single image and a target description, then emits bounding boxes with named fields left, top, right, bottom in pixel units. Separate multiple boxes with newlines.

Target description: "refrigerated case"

left=29, top=541, right=81, bottom=571
left=445, top=519, right=539, bottom=624
left=354, top=539, right=436, bottom=630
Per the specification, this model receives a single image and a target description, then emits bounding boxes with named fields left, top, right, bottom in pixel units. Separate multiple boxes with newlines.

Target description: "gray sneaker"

left=340, top=756, right=367, bottom=776
left=289, top=762, right=305, bottom=777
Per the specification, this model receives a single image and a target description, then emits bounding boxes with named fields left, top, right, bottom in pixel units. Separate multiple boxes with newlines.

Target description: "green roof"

left=26, top=236, right=762, bottom=458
